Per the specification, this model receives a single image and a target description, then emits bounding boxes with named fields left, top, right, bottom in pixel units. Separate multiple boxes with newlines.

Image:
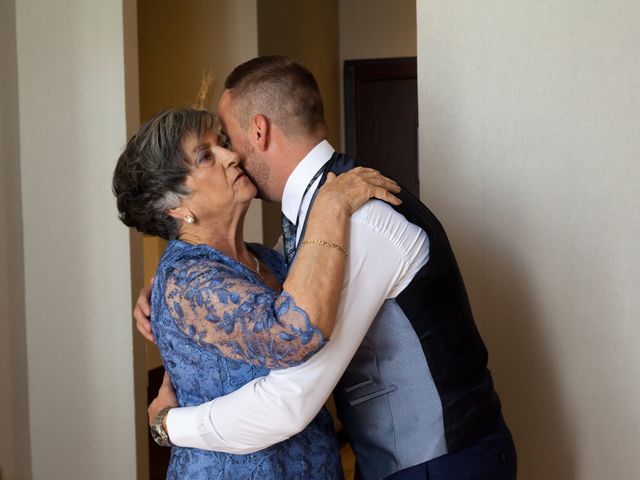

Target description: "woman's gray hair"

left=154, top=190, right=189, bottom=215
left=112, top=108, right=215, bottom=240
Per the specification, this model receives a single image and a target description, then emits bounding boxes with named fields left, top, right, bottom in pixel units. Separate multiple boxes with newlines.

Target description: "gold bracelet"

left=300, top=239, right=348, bottom=257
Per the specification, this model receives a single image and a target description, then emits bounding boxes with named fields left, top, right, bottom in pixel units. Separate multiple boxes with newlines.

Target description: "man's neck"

left=280, top=139, right=335, bottom=225
left=271, top=132, right=328, bottom=202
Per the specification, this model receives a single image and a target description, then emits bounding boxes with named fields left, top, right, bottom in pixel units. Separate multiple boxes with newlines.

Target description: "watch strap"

left=150, top=406, right=173, bottom=447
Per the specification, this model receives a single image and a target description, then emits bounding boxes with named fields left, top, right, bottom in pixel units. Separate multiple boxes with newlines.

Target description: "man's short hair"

left=224, top=55, right=326, bottom=138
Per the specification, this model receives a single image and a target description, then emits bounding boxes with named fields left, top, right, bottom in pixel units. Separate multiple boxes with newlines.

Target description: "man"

left=136, top=56, right=517, bottom=479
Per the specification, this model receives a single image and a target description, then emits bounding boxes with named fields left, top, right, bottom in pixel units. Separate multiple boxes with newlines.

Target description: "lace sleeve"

left=164, top=258, right=325, bottom=369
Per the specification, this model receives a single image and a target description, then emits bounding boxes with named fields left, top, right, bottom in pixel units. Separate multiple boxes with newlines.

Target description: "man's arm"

left=166, top=201, right=428, bottom=453
left=134, top=280, right=155, bottom=343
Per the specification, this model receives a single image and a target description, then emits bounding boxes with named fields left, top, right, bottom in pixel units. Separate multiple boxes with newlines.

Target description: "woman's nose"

left=224, top=151, right=240, bottom=168
left=213, top=146, right=240, bottom=168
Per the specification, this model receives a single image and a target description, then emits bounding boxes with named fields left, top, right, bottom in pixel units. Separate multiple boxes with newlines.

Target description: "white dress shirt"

left=166, top=140, right=429, bottom=453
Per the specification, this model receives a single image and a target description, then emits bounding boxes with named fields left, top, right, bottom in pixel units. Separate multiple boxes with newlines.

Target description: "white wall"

left=0, top=0, right=31, bottom=478
left=15, top=0, right=137, bottom=477
left=417, top=1, right=640, bottom=479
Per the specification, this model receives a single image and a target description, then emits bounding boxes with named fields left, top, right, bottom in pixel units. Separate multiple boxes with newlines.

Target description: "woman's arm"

left=165, top=258, right=325, bottom=369
left=165, top=168, right=400, bottom=369
left=282, top=168, right=401, bottom=338
left=134, top=169, right=399, bottom=345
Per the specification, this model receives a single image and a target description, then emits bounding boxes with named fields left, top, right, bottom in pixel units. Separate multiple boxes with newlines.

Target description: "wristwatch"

left=150, top=407, right=173, bottom=447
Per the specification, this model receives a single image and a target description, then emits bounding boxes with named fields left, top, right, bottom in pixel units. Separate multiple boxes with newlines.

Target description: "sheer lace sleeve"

left=164, top=257, right=325, bottom=369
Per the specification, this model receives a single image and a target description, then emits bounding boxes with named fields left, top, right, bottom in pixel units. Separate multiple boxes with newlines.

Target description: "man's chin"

left=244, top=173, right=270, bottom=201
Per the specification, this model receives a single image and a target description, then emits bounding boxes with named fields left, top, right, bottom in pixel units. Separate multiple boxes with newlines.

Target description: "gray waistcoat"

left=334, top=300, right=447, bottom=480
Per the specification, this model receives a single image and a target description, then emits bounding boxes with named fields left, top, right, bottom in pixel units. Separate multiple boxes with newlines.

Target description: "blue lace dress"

left=151, top=240, right=343, bottom=480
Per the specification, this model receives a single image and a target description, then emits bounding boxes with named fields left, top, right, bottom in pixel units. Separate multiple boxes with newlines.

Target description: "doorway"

left=344, top=57, right=419, bottom=196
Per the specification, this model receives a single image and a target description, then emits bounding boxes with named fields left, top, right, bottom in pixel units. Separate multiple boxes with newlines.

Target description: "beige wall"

left=257, top=0, right=341, bottom=246
left=15, top=0, right=137, bottom=477
left=138, top=0, right=258, bottom=123
left=0, top=1, right=31, bottom=479
left=418, top=1, right=640, bottom=478
left=339, top=0, right=416, bottom=61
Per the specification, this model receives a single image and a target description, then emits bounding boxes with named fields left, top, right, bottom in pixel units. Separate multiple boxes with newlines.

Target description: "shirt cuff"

left=166, top=405, right=211, bottom=450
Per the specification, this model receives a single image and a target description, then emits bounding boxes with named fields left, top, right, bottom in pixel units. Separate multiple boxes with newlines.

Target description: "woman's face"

left=181, top=129, right=257, bottom=223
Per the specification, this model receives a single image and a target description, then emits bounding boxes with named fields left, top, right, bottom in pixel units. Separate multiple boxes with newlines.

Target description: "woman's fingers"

left=370, top=186, right=402, bottom=206
left=345, top=169, right=402, bottom=211
left=348, top=169, right=401, bottom=198
left=317, top=167, right=402, bottom=214
left=354, top=169, right=400, bottom=191
left=360, top=173, right=402, bottom=206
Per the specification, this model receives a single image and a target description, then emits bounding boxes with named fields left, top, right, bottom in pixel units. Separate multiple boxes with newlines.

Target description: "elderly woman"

left=112, top=108, right=399, bottom=479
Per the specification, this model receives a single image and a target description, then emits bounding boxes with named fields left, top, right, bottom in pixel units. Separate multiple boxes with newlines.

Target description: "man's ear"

left=249, top=114, right=270, bottom=151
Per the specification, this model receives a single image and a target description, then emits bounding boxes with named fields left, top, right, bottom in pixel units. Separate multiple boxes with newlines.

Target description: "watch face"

left=150, top=407, right=172, bottom=447
left=151, top=423, right=168, bottom=446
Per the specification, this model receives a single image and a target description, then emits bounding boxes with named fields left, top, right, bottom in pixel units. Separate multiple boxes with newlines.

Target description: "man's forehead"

left=217, top=114, right=228, bottom=131
left=218, top=90, right=232, bottom=112
left=217, top=97, right=232, bottom=127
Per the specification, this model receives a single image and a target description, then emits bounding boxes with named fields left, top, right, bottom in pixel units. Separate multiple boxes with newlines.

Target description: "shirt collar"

left=281, top=140, right=335, bottom=223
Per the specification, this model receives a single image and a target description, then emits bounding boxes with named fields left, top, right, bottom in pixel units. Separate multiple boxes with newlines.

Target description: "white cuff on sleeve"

left=166, top=405, right=211, bottom=450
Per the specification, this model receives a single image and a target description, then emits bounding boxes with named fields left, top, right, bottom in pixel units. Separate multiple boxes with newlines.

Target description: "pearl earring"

left=184, top=215, right=194, bottom=224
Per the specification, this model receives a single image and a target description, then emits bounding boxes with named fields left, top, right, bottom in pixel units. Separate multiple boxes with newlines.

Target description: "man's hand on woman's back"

left=134, top=279, right=154, bottom=343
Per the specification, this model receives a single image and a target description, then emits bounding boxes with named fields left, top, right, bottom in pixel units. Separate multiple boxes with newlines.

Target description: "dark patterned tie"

left=281, top=214, right=297, bottom=267
left=281, top=165, right=328, bottom=267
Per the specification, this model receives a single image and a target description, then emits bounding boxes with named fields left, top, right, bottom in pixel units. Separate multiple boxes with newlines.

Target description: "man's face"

left=217, top=90, right=271, bottom=199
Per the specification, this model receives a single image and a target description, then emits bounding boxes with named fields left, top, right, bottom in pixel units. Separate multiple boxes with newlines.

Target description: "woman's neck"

left=178, top=212, right=250, bottom=262
left=179, top=211, right=278, bottom=290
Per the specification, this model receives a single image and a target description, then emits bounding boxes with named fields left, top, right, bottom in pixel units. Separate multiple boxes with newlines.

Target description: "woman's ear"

left=168, top=206, right=194, bottom=224
left=249, top=114, right=270, bottom=152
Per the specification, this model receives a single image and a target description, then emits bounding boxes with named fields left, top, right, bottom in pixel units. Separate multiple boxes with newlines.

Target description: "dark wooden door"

left=344, top=57, right=419, bottom=196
